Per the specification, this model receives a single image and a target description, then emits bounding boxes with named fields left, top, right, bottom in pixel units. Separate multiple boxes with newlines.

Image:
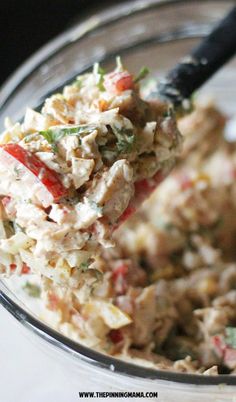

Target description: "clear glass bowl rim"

left=0, top=0, right=236, bottom=386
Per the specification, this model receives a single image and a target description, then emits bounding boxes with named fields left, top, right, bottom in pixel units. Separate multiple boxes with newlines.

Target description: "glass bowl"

left=0, top=0, right=236, bottom=400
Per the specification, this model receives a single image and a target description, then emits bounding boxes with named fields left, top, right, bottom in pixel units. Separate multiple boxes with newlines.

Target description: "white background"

left=0, top=305, right=80, bottom=402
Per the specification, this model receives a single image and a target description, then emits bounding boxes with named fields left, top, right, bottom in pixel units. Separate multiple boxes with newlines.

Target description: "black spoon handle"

left=158, top=6, right=236, bottom=108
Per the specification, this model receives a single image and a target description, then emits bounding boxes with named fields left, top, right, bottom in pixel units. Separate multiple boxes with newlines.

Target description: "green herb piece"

left=13, top=166, right=22, bottom=180
left=23, top=282, right=41, bottom=298
left=162, top=110, right=169, bottom=118
left=80, top=261, right=90, bottom=272
left=162, top=107, right=174, bottom=118
left=134, top=67, right=150, bottom=83
left=225, top=327, right=236, bottom=348
left=93, top=63, right=106, bottom=91
left=39, top=124, right=97, bottom=151
left=110, top=125, right=135, bottom=153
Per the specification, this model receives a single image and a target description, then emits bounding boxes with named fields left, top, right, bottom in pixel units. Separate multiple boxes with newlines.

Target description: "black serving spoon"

left=156, top=6, right=236, bottom=110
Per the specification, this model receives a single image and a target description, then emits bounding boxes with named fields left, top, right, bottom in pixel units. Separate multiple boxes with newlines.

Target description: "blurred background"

left=0, top=0, right=125, bottom=86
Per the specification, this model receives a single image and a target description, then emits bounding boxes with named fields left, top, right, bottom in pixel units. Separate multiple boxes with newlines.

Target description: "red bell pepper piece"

left=109, top=329, right=124, bottom=344
left=104, top=71, right=134, bottom=94
left=0, top=144, right=67, bottom=202
left=112, top=263, right=129, bottom=295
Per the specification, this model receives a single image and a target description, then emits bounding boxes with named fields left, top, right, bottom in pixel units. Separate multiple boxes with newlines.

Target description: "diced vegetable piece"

left=23, top=282, right=41, bottom=298
left=104, top=71, right=134, bottom=94
left=109, top=329, right=124, bottom=344
left=116, top=171, right=164, bottom=228
left=224, top=347, right=236, bottom=368
left=112, top=263, right=129, bottom=278
left=21, top=263, right=31, bottom=274
left=134, top=66, right=150, bottom=83
left=10, top=263, right=17, bottom=272
left=0, top=144, right=68, bottom=204
left=112, top=263, right=129, bottom=295
left=212, top=334, right=236, bottom=368
left=83, top=301, right=132, bottom=329
left=212, top=335, right=226, bottom=358
left=134, top=170, right=164, bottom=201
left=117, top=205, right=136, bottom=225
left=10, top=262, right=30, bottom=275
left=47, top=292, right=60, bottom=310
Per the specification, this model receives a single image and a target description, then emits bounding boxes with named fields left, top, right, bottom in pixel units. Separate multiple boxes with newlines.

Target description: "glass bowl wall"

left=0, top=1, right=236, bottom=400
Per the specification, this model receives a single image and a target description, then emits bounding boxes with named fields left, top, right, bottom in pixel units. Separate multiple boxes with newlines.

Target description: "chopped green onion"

left=110, top=124, right=135, bottom=153
left=134, top=67, right=150, bottom=83
left=93, top=63, right=106, bottom=91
